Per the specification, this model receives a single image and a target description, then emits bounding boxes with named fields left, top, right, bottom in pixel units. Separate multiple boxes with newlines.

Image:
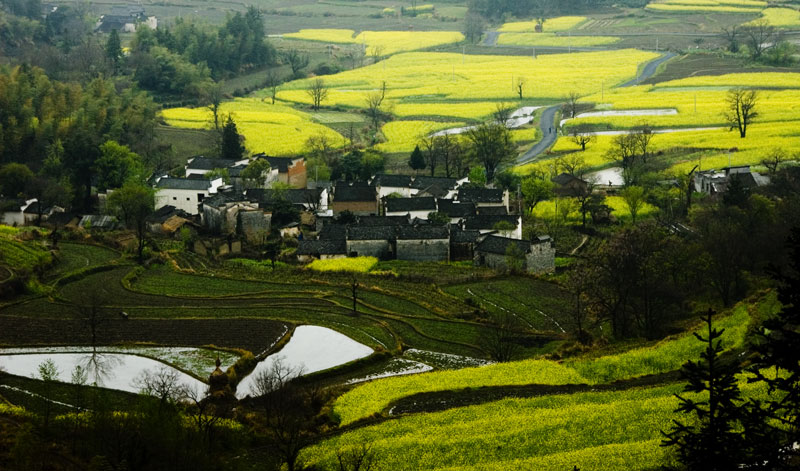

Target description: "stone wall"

left=347, top=240, right=393, bottom=259
left=397, top=239, right=449, bottom=262
left=526, top=242, right=556, bottom=274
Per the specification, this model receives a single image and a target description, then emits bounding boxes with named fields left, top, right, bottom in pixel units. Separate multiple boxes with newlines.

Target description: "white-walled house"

left=185, top=157, right=248, bottom=178
left=155, top=177, right=224, bottom=215
left=373, top=174, right=414, bottom=199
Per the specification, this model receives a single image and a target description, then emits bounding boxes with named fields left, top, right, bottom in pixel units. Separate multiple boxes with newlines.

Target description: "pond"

left=0, top=352, right=207, bottom=394
left=560, top=108, right=678, bottom=127
left=586, top=167, right=624, bottom=186
left=236, top=325, right=374, bottom=398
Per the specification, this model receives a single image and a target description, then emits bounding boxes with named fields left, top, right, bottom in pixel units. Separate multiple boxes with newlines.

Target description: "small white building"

left=155, top=177, right=224, bottom=215
left=0, top=199, right=37, bottom=226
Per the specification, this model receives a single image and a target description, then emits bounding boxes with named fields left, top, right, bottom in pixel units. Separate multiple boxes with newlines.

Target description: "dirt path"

left=516, top=105, right=561, bottom=165
left=621, top=52, right=677, bottom=87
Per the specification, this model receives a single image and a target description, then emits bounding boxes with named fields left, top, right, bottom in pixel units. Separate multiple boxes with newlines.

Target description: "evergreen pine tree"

left=661, top=308, right=746, bottom=471
left=220, top=115, right=245, bottom=161
left=105, top=29, right=123, bottom=73
left=408, top=145, right=425, bottom=172
left=747, top=227, right=800, bottom=467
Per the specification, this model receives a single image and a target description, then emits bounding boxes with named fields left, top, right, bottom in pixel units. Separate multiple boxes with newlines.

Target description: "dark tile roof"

left=358, top=216, right=410, bottom=226
left=476, top=235, right=531, bottom=255
left=373, top=174, right=413, bottom=188
left=477, top=206, right=509, bottom=216
left=385, top=197, right=436, bottom=213
left=156, top=177, right=213, bottom=190
left=417, top=184, right=449, bottom=198
left=297, top=239, right=347, bottom=256
left=334, top=183, right=377, bottom=202
left=450, top=226, right=480, bottom=243
left=202, top=192, right=242, bottom=208
left=347, top=225, right=396, bottom=241
left=458, top=188, right=504, bottom=204
left=147, top=205, right=192, bottom=223
left=551, top=173, right=586, bottom=187
left=464, top=215, right=518, bottom=230
left=534, top=235, right=552, bottom=245
left=228, top=164, right=247, bottom=177
left=411, top=176, right=459, bottom=190
left=22, top=201, right=44, bottom=214
left=437, top=199, right=476, bottom=218
left=187, top=157, right=237, bottom=171
left=396, top=225, right=449, bottom=240
left=318, top=224, right=347, bottom=240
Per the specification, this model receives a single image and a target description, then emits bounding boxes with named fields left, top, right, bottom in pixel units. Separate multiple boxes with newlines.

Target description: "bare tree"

left=283, top=49, right=309, bottom=77
left=564, top=91, right=581, bottom=119
left=307, top=78, right=329, bottom=111
left=568, top=125, right=595, bottom=152
left=466, top=122, right=516, bottom=183
left=369, top=44, right=385, bottom=63
left=364, top=81, right=387, bottom=130
left=336, top=444, right=379, bottom=471
left=761, top=148, right=790, bottom=175
left=305, top=131, right=338, bottom=168
left=479, top=311, right=524, bottom=362
left=724, top=88, right=758, bottom=138
left=564, top=263, right=592, bottom=344
left=204, top=82, right=224, bottom=131
left=741, top=20, right=775, bottom=61
left=350, top=275, right=359, bottom=315
left=632, top=122, right=654, bottom=163
left=265, top=69, right=282, bottom=105
left=720, top=25, right=741, bottom=53
left=251, top=357, right=313, bottom=471
left=515, top=76, right=526, bottom=99
left=493, top=102, right=515, bottom=127
left=134, top=366, right=189, bottom=405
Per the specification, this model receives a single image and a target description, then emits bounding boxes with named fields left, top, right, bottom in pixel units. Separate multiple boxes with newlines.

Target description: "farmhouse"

left=464, top=215, right=523, bottom=240
left=373, top=174, right=414, bottom=199
left=457, top=188, right=509, bottom=211
left=94, top=6, right=157, bottom=33
left=145, top=205, right=195, bottom=236
left=437, top=199, right=477, bottom=224
left=693, top=166, right=770, bottom=197
left=246, top=188, right=328, bottom=213
left=296, top=239, right=347, bottom=262
left=155, top=177, right=224, bottom=215
left=384, top=197, right=437, bottom=219
left=396, top=225, right=450, bottom=262
left=332, top=182, right=378, bottom=216
left=551, top=173, right=589, bottom=197
left=252, top=154, right=308, bottom=188
left=185, top=156, right=248, bottom=178
left=346, top=225, right=395, bottom=259
left=474, top=235, right=555, bottom=274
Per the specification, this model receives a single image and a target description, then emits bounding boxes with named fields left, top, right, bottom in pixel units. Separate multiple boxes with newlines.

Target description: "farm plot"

left=51, top=243, right=119, bottom=276
left=497, top=33, right=620, bottom=47
left=498, top=16, right=588, bottom=32
left=273, top=49, right=660, bottom=108
left=749, top=7, right=800, bottom=27
left=332, top=292, right=774, bottom=425
left=284, top=30, right=465, bottom=56
left=376, top=120, right=466, bottom=153
left=645, top=0, right=765, bottom=13
left=161, top=99, right=344, bottom=156
left=444, top=278, right=571, bottom=332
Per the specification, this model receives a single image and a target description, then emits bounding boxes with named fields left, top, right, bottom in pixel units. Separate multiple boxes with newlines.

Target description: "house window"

left=198, top=193, right=205, bottom=202
left=186, top=197, right=190, bottom=201
left=173, top=197, right=177, bottom=201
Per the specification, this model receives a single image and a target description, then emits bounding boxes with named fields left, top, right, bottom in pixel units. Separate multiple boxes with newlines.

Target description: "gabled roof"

left=358, top=216, right=410, bottom=226
left=373, top=174, right=413, bottom=188
left=334, top=183, right=377, bottom=202
left=319, top=223, right=347, bottom=240
left=477, top=206, right=509, bottom=216
left=411, top=176, right=459, bottom=190
left=396, top=225, right=449, bottom=240
left=476, top=235, right=531, bottom=255
left=450, top=226, right=480, bottom=243
left=297, top=239, right=347, bottom=256
left=464, top=215, right=519, bottom=230
left=202, top=192, right=243, bottom=208
left=385, top=197, right=436, bottom=213
left=156, top=177, right=213, bottom=191
left=187, top=157, right=237, bottom=171
left=437, top=199, right=476, bottom=218
left=146, top=205, right=192, bottom=223
left=551, top=173, right=586, bottom=187
left=417, top=184, right=449, bottom=199
left=457, top=188, right=504, bottom=204
left=347, top=225, right=396, bottom=241
left=79, top=215, right=118, bottom=230
left=228, top=164, right=248, bottom=177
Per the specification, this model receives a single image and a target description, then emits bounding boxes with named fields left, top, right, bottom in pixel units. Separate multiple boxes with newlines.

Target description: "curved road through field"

left=516, top=52, right=677, bottom=165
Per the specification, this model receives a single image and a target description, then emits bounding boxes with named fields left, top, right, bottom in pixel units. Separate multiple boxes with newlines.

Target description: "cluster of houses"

left=149, top=155, right=556, bottom=273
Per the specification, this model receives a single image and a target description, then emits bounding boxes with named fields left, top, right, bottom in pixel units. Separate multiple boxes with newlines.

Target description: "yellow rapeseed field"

left=393, top=101, right=519, bottom=120
left=645, top=0, right=764, bottom=13
left=498, top=16, right=587, bottom=32
left=750, top=7, right=800, bottom=27
left=497, top=33, right=620, bottom=47
left=161, top=99, right=343, bottom=156
left=275, top=49, right=660, bottom=107
left=307, top=257, right=378, bottom=273
left=283, top=29, right=464, bottom=56
left=376, top=121, right=466, bottom=153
